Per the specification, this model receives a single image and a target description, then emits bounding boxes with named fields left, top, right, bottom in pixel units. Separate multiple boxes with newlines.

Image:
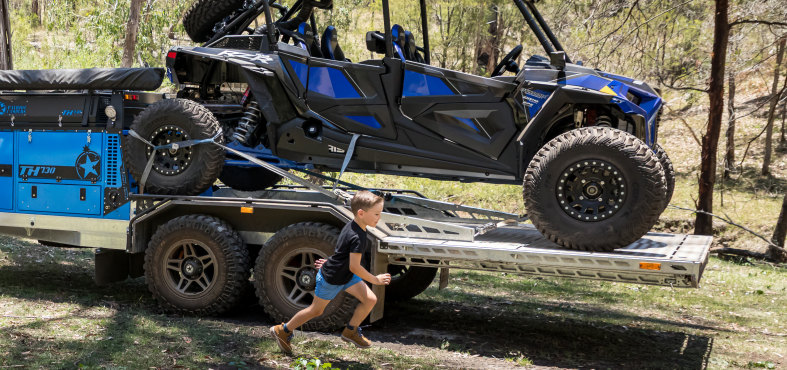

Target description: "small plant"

left=293, top=357, right=333, bottom=370
left=505, top=352, right=534, bottom=367
left=746, top=361, right=775, bottom=369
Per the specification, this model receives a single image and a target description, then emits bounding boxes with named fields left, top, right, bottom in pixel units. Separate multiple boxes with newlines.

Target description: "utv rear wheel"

left=144, top=215, right=250, bottom=315
left=523, top=127, right=666, bottom=251
left=124, top=99, right=224, bottom=196
left=183, top=0, right=245, bottom=42
left=254, top=223, right=356, bottom=331
left=219, top=166, right=283, bottom=191
left=385, top=263, right=437, bottom=302
left=653, top=144, right=675, bottom=212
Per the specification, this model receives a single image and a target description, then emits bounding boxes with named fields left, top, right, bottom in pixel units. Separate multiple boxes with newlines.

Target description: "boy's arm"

left=349, top=253, right=391, bottom=285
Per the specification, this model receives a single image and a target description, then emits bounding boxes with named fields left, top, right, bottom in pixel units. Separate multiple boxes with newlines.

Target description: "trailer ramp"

left=380, top=224, right=711, bottom=288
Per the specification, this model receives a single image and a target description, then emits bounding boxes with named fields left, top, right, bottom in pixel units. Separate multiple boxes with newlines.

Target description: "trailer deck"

left=213, top=186, right=711, bottom=289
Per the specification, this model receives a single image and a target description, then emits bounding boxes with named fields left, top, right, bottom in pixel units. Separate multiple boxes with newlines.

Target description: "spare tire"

left=124, top=99, right=225, bottom=196
left=653, top=144, right=675, bottom=212
left=219, top=165, right=283, bottom=191
left=523, top=127, right=666, bottom=251
left=183, top=0, right=245, bottom=43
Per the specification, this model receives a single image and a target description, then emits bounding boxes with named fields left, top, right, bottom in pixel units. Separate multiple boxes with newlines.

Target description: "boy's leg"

left=287, top=296, right=331, bottom=330
left=344, top=281, right=377, bottom=327
left=341, top=281, right=376, bottom=349
left=271, top=297, right=330, bottom=354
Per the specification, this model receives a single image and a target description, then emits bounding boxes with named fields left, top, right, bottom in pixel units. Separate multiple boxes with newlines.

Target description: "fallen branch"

left=709, top=247, right=769, bottom=260
left=668, top=205, right=787, bottom=260
left=1, top=315, right=45, bottom=319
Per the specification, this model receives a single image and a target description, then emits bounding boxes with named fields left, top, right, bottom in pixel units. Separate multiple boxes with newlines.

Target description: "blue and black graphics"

left=321, top=26, right=348, bottom=62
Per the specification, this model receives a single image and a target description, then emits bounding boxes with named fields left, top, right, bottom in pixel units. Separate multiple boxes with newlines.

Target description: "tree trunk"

left=31, top=0, right=39, bottom=24
left=121, top=0, right=143, bottom=68
left=770, top=193, right=787, bottom=262
left=724, top=63, right=736, bottom=179
left=0, top=0, right=12, bottom=71
left=781, top=99, right=787, bottom=143
left=695, top=0, right=730, bottom=236
left=761, top=36, right=786, bottom=176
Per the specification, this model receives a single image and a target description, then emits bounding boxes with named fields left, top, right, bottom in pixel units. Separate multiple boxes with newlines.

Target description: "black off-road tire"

left=385, top=264, right=437, bottom=302
left=183, top=0, right=245, bottom=42
left=653, top=144, right=675, bottom=212
left=124, top=99, right=225, bottom=196
left=219, top=166, right=283, bottom=191
left=144, top=215, right=251, bottom=315
left=254, top=222, right=356, bottom=331
left=523, top=127, right=666, bottom=251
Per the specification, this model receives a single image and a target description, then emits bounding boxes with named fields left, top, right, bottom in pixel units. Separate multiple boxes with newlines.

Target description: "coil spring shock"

left=232, top=100, right=262, bottom=144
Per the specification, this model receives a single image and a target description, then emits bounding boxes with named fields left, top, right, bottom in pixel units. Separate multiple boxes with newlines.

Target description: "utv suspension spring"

left=232, top=100, right=261, bottom=144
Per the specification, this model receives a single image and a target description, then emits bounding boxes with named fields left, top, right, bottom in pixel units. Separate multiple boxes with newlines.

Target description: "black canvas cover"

left=0, top=68, right=165, bottom=91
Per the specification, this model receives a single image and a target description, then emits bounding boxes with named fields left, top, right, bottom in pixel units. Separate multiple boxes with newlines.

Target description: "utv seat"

left=0, top=68, right=165, bottom=91
left=321, top=26, right=349, bottom=62
left=404, top=31, right=426, bottom=64
left=391, top=24, right=407, bottom=62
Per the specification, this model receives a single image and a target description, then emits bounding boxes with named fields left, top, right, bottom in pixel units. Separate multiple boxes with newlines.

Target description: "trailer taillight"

left=167, top=51, right=178, bottom=59
left=124, top=94, right=139, bottom=101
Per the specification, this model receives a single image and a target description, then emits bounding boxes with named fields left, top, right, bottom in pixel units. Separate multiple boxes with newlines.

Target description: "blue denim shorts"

left=314, top=270, right=363, bottom=300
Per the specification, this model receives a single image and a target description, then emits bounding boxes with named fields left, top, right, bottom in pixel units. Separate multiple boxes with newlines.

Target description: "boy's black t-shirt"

left=320, top=221, right=368, bottom=285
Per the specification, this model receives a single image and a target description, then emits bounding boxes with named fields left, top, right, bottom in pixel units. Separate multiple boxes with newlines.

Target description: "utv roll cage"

left=204, top=0, right=572, bottom=65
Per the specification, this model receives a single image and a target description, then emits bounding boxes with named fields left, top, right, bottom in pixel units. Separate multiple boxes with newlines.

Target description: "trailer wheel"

left=124, top=99, right=225, bottom=196
left=254, top=223, right=356, bottom=331
left=144, top=215, right=250, bottom=315
left=653, top=144, right=675, bottom=212
left=219, top=166, right=283, bottom=192
left=183, top=0, right=245, bottom=42
left=385, top=263, right=437, bottom=302
left=523, top=127, right=666, bottom=251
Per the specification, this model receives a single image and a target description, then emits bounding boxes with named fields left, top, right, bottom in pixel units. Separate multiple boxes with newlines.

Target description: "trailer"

left=0, top=66, right=710, bottom=330
left=0, top=125, right=711, bottom=329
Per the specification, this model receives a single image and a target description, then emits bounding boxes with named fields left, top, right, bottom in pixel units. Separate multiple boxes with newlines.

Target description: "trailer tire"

left=385, top=264, right=437, bottom=302
left=124, top=99, right=225, bottom=196
left=254, top=222, right=356, bottom=331
left=183, top=0, right=245, bottom=43
left=144, top=215, right=250, bottom=315
left=219, top=166, right=283, bottom=191
left=523, top=127, right=666, bottom=251
left=653, top=144, right=675, bottom=212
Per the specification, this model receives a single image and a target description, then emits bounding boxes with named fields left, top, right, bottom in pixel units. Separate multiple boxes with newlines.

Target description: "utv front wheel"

left=523, top=127, right=666, bottom=251
left=653, top=144, right=675, bottom=212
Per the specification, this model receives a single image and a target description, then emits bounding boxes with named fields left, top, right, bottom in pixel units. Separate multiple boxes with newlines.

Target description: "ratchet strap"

left=334, top=133, right=360, bottom=191
left=128, top=129, right=223, bottom=193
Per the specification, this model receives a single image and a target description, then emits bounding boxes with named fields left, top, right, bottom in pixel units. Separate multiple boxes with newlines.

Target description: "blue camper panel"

left=0, top=132, right=12, bottom=210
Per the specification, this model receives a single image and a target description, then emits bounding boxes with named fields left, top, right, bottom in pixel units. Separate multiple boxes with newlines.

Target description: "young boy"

left=270, top=190, right=391, bottom=353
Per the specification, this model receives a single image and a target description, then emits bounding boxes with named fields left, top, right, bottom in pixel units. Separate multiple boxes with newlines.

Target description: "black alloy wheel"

left=556, top=160, right=626, bottom=221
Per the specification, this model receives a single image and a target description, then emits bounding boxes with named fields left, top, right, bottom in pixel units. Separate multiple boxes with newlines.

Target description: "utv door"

left=399, top=62, right=518, bottom=160
left=303, top=58, right=396, bottom=140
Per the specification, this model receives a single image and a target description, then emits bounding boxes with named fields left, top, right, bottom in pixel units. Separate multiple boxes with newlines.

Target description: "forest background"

left=5, top=0, right=787, bottom=256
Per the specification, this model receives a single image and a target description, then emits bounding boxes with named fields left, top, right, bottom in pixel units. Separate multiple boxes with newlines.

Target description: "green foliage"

left=746, top=361, right=776, bottom=369
left=293, top=357, right=333, bottom=370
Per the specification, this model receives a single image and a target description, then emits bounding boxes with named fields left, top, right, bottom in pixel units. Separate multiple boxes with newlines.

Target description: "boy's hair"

left=351, top=190, right=384, bottom=215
